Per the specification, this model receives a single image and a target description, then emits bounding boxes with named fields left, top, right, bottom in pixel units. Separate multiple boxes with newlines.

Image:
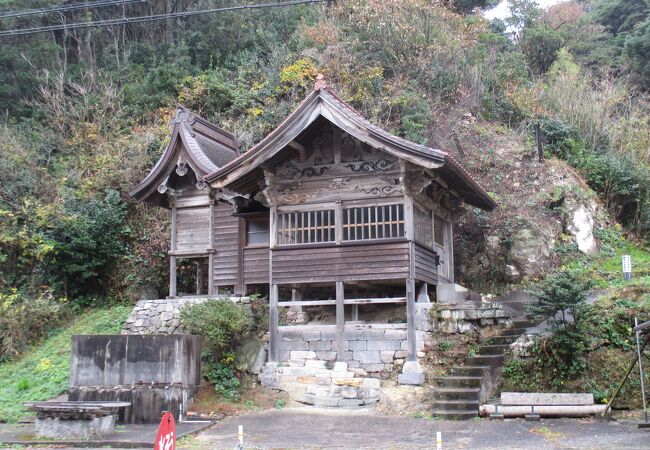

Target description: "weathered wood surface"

left=268, top=127, right=404, bottom=207
left=175, top=206, right=210, bottom=251
left=336, top=281, right=344, bottom=360
left=24, top=401, right=131, bottom=419
left=277, top=300, right=337, bottom=307
left=243, top=246, right=270, bottom=284
left=413, top=243, right=438, bottom=285
left=271, top=241, right=410, bottom=284
left=269, top=284, right=279, bottom=362
left=405, top=278, right=417, bottom=361
left=343, top=297, right=406, bottom=305
left=213, top=201, right=239, bottom=287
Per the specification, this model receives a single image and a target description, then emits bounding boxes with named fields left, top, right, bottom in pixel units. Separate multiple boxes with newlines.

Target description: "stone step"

left=431, top=409, right=479, bottom=420
left=464, top=354, right=504, bottom=367
left=432, top=399, right=480, bottom=412
left=485, top=335, right=517, bottom=345
left=478, top=344, right=511, bottom=355
left=448, top=366, right=490, bottom=377
left=433, top=387, right=481, bottom=401
left=512, top=318, right=538, bottom=328
left=498, top=328, right=527, bottom=337
left=434, top=376, right=482, bottom=389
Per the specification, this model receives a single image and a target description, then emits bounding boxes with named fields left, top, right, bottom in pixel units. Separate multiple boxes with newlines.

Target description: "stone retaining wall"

left=431, top=302, right=511, bottom=334
left=121, top=296, right=250, bottom=335
left=278, top=327, right=426, bottom=377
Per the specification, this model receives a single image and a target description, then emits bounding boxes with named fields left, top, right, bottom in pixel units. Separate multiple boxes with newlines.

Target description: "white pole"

left=238, top=425, right=244, bottom=446
left=436, top=431, right=442, bottom=450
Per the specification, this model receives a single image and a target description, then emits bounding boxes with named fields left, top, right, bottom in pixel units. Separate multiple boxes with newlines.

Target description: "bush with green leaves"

left=204, top=353, right=242, bottom=402
left=527, top=269, right=593, bottom=380
left=519, top=26, right=564, bottom=74
left=180, top=299, right=253, bottom=359
left=0, top=289, right=68, bottom=361
left=0, top=190, right=129, bottom=298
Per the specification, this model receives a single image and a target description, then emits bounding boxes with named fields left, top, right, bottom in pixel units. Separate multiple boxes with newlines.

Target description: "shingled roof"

left=206, top=83, right=496, bottom=211
left=129, top=106, right=239, bottom=207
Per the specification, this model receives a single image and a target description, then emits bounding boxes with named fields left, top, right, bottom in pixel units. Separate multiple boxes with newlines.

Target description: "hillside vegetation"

left=0, top=0, right=649, bottom=401
left=0, top=305, right=131, bottom=422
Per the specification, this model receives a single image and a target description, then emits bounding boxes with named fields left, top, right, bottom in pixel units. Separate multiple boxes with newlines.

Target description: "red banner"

left=154, top=411, right=176, bottom=450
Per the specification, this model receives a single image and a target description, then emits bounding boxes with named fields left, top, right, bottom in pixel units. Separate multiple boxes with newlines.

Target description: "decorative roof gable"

left=207, top=81, right=495, bottom=211
left=129, top=107, right=239, bottom=207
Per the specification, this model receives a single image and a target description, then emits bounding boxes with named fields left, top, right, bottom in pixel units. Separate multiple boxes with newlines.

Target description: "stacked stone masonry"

left=121, top=297, right=250, bottom=335
left=262, top=358, right=381, bottom=408
left=278, top=327, right=426, bottom=376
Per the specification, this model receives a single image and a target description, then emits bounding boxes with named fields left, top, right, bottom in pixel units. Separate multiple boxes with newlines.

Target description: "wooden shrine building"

left=130, top=79, right=495, bottom=371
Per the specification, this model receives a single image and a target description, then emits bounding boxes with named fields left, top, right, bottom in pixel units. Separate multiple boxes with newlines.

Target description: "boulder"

left=234, top=337, right=267, bottom=374
left=563, top=196, right=598, bottom=255
left=508, top=227, right=553, bottom=277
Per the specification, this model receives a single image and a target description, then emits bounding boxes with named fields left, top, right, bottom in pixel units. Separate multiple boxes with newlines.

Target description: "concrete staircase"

left=432, top=318, right=537, bottom=420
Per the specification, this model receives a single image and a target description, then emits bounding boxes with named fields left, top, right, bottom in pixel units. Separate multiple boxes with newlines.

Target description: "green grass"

left=0, top=305, right=132, bottom=423
left=560, top=228, right=650, bottom=287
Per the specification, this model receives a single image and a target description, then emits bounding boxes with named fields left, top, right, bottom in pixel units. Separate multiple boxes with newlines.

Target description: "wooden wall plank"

left=271, top=242, right=410, bottom=284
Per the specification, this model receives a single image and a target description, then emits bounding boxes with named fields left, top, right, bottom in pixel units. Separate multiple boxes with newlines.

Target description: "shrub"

left=527, top=269, right=593, bottom=380
left=180, top=299, right=253, bottom=359
left=205, top=359, right=241, bottom=402
left=0, top=290, right=67, bottom=361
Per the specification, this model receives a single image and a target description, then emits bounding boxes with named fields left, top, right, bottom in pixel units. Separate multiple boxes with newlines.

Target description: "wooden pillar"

left=269, top=284, right=279, bottom=362
left=236, top=217, right=245, bottom=295
left=447, top=221, right=455, bottom=284
left=350, top=285, right=359, bottom=321
left=170, top=206, right=178, bottom=298
left=336, top=281, right=345, bottom=360
left=208, top=253, right=214, bottom=295
left=335, top=201, right=343, bottom=245
left=208, top=201, right=215, bottom=295
left=406, top=278, right=417, bottom=362
left=417, top=282, right=430, bottom=303
left=169, top=256, right=177, bottom=298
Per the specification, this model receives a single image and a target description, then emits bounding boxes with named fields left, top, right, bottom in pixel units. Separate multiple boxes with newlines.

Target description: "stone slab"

left=290, top=351, right=316, bottom=360
left=352, top=351, right=381, bottom=364
left=397, top=372, right=425, bottom=385
left=500, top=392, right=594, bottom=406
left=366, top=340, right=401, bottom=351
left=333, top=362, right=348, bottom=372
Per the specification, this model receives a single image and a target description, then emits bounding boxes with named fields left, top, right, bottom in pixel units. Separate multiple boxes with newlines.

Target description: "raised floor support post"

left=336, top=281, right=345, bottom=360
left=406, top=278, right=417, bottom=362
left=399, top=277, right=425, bottom=385
left=169, top=256, right=177, bottom=298
left=269, top=284, right=279, bottom=362
left=417, top=282, right=430, bottom=303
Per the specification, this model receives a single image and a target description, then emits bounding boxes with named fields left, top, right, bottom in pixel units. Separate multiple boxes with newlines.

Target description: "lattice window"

left=343, top=204, right=404, bottom=241
left=276, top=210, right=335, bottom=245
left=414, top=207, right=433, bottom=248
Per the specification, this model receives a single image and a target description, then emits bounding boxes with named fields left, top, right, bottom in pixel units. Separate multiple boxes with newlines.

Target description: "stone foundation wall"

left=121, top=296, right=250, bottom=334
left=278, top=327, right=426, bottom=377
left=431, top=302, right=511, bottom=334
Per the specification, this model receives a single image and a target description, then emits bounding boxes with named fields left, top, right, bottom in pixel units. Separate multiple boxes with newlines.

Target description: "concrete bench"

left=480, top=393, right=607, bottom=420
left=24, top=401, right=131, bottom=439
